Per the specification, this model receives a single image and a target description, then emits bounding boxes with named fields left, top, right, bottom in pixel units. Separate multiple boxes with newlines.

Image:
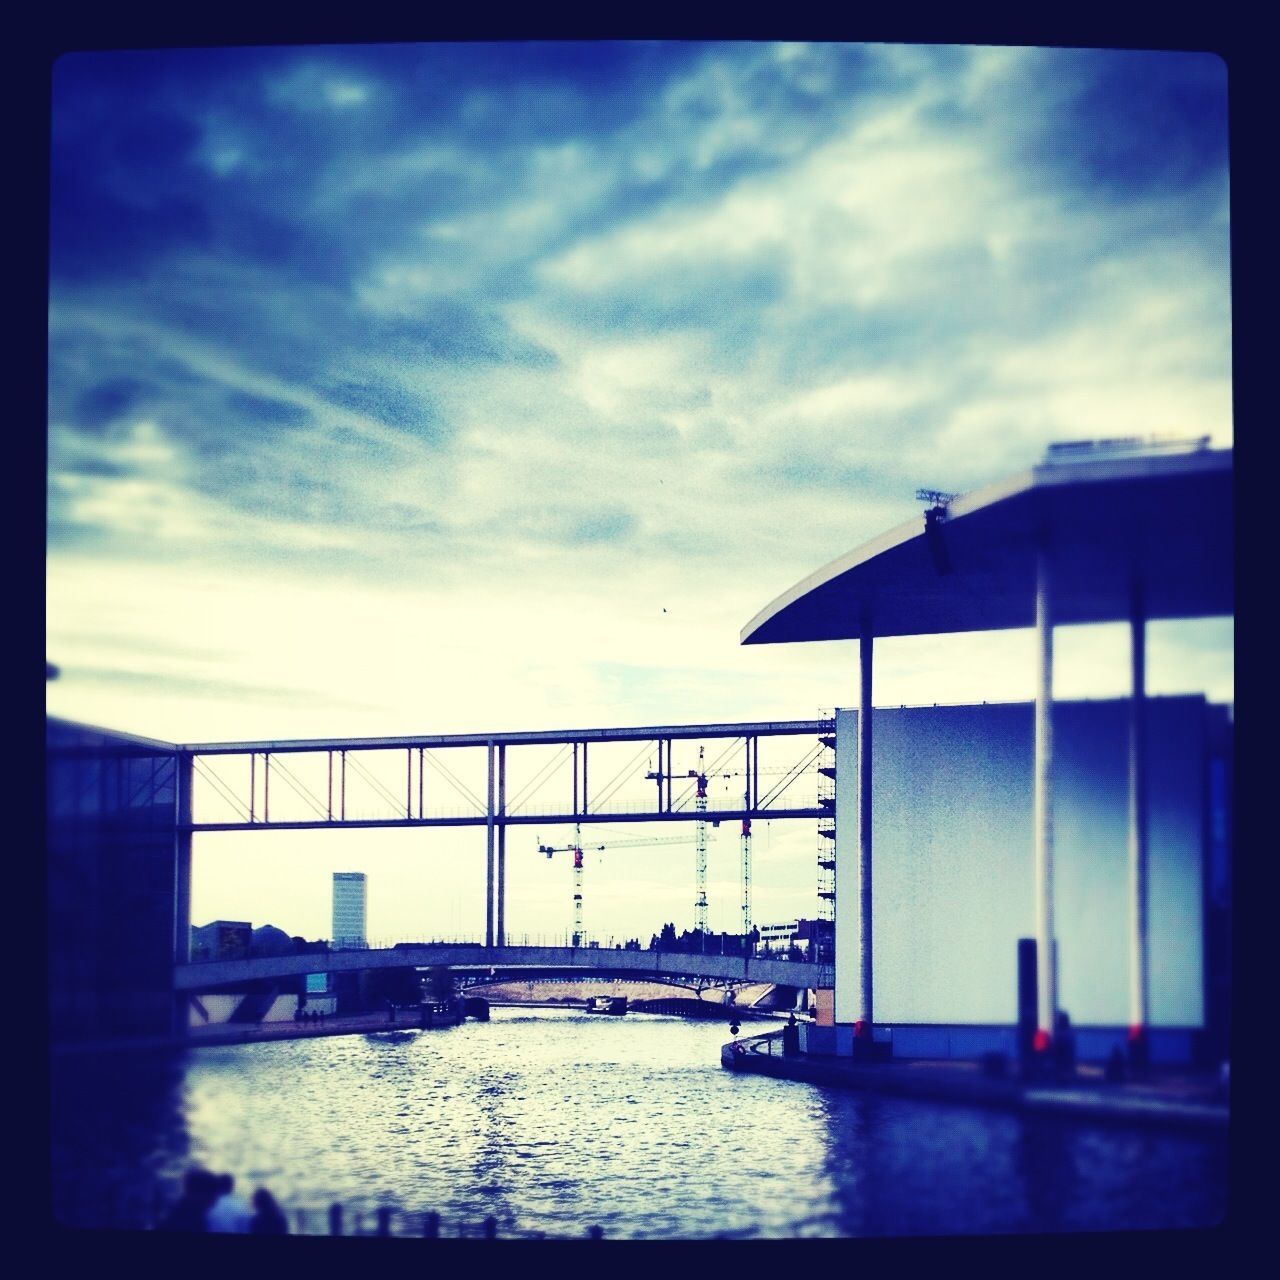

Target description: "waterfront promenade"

left=724, top=1031, right=1229, bottom=1133
left=51, top=999, right=778, bottom=1058
left=51, top=1010, right=442, bottom=1057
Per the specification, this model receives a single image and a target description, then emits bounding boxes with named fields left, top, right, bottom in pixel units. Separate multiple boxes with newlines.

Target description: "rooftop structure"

left=742, top=445, right=1231, bottom=644
left=742, top=442, right=1233, bottom=1066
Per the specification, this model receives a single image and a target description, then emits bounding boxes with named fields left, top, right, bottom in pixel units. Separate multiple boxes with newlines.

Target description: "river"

left=50, top=1008, right=1227, bottom=1238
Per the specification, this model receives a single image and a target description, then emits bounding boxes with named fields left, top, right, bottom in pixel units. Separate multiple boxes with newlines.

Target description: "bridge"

left=177, top=717, right=833, bottom=952
left=48, top=714, right=836, bottom=1040
left=174, top=944, right=830, bottom=993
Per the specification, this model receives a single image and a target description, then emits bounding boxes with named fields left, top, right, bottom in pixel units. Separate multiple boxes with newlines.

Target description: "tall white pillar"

left=485, top=742, right=495, bottom=947
left=1128, top=581, right=1149, bottom=1051
left=497, top=744, right=507, bottom=948
left=857, top=630, right=874, bottom=1035
left=1034, top=548, right=1057, bottom=1044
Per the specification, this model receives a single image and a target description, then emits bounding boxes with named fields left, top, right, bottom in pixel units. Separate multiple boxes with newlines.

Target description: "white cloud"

left=49, top=43, right=1233, bottom=942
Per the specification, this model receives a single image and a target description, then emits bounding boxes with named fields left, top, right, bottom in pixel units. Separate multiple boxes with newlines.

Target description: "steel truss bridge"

left=174, top=943, right=830, bottom=993
left=176, top=719, right=833, bottom=950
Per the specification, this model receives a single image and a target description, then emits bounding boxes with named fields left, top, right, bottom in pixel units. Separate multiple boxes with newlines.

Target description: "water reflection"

left=1017, top=1116, right=1080, bottom=1233
left=51, top=1049, right=190, bottom=1230
left=50, top=1011, right=1226, bottom=1238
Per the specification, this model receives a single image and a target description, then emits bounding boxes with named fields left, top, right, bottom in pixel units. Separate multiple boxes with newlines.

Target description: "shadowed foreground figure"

left=156, top=1168, right=220, bottom=1232
left=207, top=1173, right=253, bottom=1232
left=250, top=1188, right=289, bottom=1235
left=156, top=1169, right=287, bottom=1233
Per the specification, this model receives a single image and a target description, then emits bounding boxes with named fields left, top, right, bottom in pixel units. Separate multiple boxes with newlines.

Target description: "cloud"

left=48, top=41, right=1232, bottom=753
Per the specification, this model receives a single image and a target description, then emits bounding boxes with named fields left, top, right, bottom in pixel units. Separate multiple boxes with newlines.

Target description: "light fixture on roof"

left=915, top=489, right=956, bottom=575
left=915, top=488, right=957, bottom=510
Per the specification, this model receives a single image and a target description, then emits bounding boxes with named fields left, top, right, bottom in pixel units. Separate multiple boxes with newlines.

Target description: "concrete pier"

left=722, top=1032, right=1228, bottom=1133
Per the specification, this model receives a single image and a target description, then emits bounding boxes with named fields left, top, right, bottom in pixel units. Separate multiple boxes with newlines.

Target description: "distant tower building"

left=332, top=872, right=367, bottom=949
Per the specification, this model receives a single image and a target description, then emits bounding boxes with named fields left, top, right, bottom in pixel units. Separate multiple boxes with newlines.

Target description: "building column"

left=1033, top=548, right=1057, bottom=1048
left=857, top=629, right=874, bottom=1040
left=485, top=742, right=495, bottom=948
left=496, top=744, right=507, bottom=948
left=172, top=752, right=193, bottom=1037
left=1128, top=580, right=1150, bottom=1063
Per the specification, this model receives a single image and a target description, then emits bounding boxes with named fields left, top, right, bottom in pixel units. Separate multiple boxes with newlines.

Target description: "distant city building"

left=758, top=921, right=799, bottom=952
left=332, top=872, right=367, bottom=949
left=250, top=924, right=294, bottom=956
left=190, top=920, right=253, bottom=961
left=758, top=920, right=826, bottom=955
left=794, top=918, right=832, bottom=960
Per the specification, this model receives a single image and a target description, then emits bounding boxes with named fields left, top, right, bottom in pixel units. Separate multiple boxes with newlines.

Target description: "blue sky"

left=46, top=42, right=1233, bottom=943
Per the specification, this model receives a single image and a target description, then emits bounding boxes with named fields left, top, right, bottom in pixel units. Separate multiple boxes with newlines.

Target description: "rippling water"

left=50, top=1009, right=1227, bottom=1238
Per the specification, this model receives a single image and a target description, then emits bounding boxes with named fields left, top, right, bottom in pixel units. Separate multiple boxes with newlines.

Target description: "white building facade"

left=758, top=921, right=799, bottom=952
left=821, top=695, right=1226, bottom=1063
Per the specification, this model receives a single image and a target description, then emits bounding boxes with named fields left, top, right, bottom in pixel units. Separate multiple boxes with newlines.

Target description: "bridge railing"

left=355, top=934, right=644, bottom=952
left=181, top=939, right=834, bottom=991
left=353, top=936, right=827, bottom=957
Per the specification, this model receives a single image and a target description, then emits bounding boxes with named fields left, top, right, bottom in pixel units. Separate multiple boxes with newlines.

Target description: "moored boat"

left=585, top=995, right=627, bottom=1015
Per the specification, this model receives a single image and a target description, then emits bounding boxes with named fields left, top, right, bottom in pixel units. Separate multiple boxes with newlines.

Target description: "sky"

left=45, top=41, right=1233, bottom=945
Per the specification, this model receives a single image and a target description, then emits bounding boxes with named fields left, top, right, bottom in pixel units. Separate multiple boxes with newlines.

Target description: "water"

left=50, top=1009, right=1227, bottom=1238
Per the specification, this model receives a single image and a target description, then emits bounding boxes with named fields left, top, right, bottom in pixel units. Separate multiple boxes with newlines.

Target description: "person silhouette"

left=206, top=1173, right=253, bottom=1233
left=156, top=1168, right=220, bottom=1232
left=249, top=1188, right=289, bottom=1235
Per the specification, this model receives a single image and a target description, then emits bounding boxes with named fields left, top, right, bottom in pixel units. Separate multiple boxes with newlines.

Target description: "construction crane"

left=646, top=745, right=821, bottom=946
left=694, top=747, right=709, bottom=938
left=644, top=746, right=711, bottom=943
left=537, top=828, right=695, bottom=947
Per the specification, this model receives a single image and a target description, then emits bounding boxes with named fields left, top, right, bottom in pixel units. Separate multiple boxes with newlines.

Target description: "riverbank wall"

left=722, top=1033, right=1229, bottom=1133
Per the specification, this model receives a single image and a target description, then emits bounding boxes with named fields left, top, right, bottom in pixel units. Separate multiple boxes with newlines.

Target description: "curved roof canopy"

left=742, top=449, right=1233, bottom=644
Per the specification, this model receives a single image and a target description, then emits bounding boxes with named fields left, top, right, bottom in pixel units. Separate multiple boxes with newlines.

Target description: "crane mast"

left=572, top=823, right=584, bottom=946
left=538, top=829, right=694, bottom=946
left=694, top=746, right=709, bottom=940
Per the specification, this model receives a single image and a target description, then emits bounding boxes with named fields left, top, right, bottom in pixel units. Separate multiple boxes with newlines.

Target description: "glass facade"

left=47, top=718, right=180, bottom=1039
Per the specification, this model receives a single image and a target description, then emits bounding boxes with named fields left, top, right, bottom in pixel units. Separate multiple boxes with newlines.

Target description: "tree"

left=424, top=965, right=456, bottom=1003
left=363, top=966, right=425, bottom=1008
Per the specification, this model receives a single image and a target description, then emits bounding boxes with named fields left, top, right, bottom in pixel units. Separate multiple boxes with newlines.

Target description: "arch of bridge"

left=173, top=943, right=825, bottom=992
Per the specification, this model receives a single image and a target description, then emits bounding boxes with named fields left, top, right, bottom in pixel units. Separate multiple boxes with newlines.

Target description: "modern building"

left=190, top=920, right=252, bottom=961
left=741, top=443, right=1232, bottom=1067
left=758, top=919, right=826, bottom=955
left=47, top=717, right=182, bottom=1040
left=819, top=694, right=1230, bottom=1063
left=332, top=872, right=367, bottom=949
left=758, top=921, right=799, bottom=952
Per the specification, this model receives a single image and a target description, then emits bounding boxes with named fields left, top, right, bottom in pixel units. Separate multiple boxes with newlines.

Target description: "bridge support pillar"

left=1127, top=579, right=1150, bottom=1066
left=172, top=752, right=193, bottom=1038
left=856, top=628, right=874, bottom=1042
left=496, top=745, right=507, bottom=946
left=486, top=742, right=495, bottom=947
left=1033, top=545, right=1058, bottom=1052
